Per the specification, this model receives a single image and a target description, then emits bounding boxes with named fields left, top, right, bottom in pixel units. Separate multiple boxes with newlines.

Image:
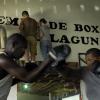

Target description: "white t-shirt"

left=80, top=70, right=100, bottom=100
left=80, top=80, right=88, bottom=100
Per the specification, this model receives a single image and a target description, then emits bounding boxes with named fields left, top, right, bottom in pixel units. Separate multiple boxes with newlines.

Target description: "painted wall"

left=0, top=0, right=100, bottom=62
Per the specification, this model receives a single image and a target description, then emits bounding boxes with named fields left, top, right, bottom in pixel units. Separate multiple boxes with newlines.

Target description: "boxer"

left=0, top=33, right=71, bottom=100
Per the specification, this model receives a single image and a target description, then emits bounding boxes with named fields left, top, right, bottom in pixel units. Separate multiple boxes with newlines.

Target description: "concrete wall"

left=0, top=0, right=100, bottom=62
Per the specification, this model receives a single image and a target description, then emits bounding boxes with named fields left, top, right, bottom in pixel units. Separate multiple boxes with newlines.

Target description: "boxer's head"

left=5, top=33, right=27, bottom=59
left=85, top=48, right=100, bottom=69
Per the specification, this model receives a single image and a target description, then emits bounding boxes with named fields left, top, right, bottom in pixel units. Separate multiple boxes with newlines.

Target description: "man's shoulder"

left=22, top=17, right=38, bottom=25
left=29, top=17, right=37, bottom=23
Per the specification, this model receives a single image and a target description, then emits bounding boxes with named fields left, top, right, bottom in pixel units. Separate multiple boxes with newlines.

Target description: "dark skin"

left=0, top=34, right=52, bottom=83
left=0, top=54, right=51, bottom=83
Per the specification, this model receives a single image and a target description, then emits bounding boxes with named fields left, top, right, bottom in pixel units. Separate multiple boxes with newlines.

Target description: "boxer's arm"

left=0, top=44, right=71, bottom=83
left=56, top=60, right=83, bottom=79
left=0, top=55, right=52, bottom=83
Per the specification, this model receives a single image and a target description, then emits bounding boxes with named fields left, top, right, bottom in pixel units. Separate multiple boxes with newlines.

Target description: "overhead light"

left=4, top=10, right=7, bottom=17
left=4, top=0, right=6, bottom=5
left=26, top=0, right=30, bottom=3
left=94, top=5, right=100, bottom=11
left=80, top=4, right=85, bottom=11
left=16, top=9, right=18, bottom=17
left=40, top=0, right=43, bottom=2
left=15, top=0, right=18, bottom=4
left=23, top=84, right=28, bottom=89
left=27, top=8, right=31, bottom=16
left=40, top=7, right=44, bottom=14
left=53, top=5, right=57, bottom=14
left=66, top=5, right=71, bottom=12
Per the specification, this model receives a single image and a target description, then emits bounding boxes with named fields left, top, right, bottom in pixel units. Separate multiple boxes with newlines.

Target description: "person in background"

left=19, top=11, right=39, bottom=63
left=0, top=33, right=51, bottom=100
left=39, top=18, right=52, bottom=59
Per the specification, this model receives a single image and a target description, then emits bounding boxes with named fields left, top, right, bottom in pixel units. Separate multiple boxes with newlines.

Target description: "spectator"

left=39, top=18, right=52, bottom=59
left=0, top=33, right=50, bottom=100
left=19, top=11, right=39, bottom=63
